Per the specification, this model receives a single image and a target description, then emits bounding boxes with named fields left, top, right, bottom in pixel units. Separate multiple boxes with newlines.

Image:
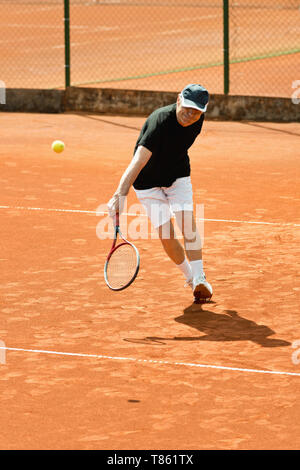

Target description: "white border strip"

left=1, top=346, right=300, bottom=377
left=0, top=205, right=299, bottom=227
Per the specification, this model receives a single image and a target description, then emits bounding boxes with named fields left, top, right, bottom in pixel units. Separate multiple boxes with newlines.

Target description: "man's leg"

left=174, top=210, right=202, bottom=261
left=134, top=186, right=193, bottom=283
left=157, top=218, right=185, bottom=265
left=157, top=218, right=193, bottom=282
left=174, top=210, right=212, bottom=300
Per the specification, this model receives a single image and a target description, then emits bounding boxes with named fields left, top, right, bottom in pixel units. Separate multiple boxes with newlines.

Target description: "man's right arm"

left=107, top=145, right=152, bottom=216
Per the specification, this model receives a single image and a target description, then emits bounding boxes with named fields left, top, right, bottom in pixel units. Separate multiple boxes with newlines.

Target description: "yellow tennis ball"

left=52, top=140, right=65, bottom=153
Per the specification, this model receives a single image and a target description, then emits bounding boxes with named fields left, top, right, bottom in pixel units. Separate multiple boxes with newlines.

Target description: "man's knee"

left=158, top=220, right=175, bottom=240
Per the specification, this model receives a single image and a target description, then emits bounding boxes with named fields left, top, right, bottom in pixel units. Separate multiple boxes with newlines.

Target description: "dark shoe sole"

left=193, top=283, right=212, bottom=299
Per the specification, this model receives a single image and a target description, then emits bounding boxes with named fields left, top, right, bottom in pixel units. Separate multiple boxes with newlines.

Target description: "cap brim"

left=181, top=96, right=208, bottom=112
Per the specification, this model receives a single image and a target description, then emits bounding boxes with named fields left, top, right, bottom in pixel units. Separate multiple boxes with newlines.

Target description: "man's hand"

left=107, top=193, right=126, bottom=218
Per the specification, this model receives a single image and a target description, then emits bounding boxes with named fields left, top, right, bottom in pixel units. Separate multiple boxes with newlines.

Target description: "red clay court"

left=0, top=112, right=299, bottom=449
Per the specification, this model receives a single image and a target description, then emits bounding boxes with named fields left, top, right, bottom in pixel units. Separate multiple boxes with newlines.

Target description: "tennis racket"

left=104, top=212, right=140, bottom=291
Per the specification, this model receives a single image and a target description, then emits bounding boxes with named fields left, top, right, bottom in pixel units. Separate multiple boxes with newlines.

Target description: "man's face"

left=176, top=94, right=203, bottom=127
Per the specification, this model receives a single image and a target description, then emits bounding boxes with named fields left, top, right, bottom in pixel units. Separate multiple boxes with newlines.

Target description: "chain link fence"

left=0, top=0, right=65, bottom=89
left=229, top=0, right=300, bottom=97
left=0, top=0, right=299, bottom=97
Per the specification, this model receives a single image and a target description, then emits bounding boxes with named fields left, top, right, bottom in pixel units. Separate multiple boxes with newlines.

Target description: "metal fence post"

left=64, top=0, right=71, bottom=88
left=223, top=0, right=229, bottom=95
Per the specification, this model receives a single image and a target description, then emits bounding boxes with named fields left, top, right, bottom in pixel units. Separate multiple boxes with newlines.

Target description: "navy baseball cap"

left=180, top=84, right=209, bottom=112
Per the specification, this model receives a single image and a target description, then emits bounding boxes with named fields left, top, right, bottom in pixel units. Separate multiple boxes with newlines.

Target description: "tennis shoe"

left=193, top=273, right=213, bottom=301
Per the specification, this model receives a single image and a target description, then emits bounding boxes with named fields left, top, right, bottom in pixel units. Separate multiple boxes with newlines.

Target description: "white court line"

left=0, top=205, right=299, bottom=227
left=0, top=346, right=299, bottom=377
left=0, top=205, right=96, bottom=215
left=4, top=24, right=63, bottom=29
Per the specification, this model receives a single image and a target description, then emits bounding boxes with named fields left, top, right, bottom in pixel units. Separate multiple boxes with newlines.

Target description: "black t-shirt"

left=133, top=103, right=204, bottom=190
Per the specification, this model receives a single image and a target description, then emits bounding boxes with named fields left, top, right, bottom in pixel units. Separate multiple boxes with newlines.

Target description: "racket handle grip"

left=115, top=212, right=120, bottom=227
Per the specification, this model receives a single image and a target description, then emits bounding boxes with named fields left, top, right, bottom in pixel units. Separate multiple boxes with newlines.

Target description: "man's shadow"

left=172, top=303, right=290, bottom=347
left=124, top=302, right=290, bottom=347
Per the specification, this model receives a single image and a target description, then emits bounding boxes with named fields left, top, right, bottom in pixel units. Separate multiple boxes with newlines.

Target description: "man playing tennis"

left=107, top=84, right=213, bottom=302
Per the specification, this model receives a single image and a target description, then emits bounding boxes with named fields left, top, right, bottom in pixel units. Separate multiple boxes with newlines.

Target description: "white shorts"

left=134, top=176, right=193, bottom=229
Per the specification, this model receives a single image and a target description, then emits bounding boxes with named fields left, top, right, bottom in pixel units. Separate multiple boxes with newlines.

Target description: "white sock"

left=177, top=258, right=192, bottom=280
left=190, top=259, right=204, bottom=278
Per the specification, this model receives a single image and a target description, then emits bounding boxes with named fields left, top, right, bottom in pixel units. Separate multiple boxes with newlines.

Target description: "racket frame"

left=104, top=212, right=140, bottom=291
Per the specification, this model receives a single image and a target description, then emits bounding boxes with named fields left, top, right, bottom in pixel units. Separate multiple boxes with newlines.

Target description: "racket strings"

left=105, top=243, right=139, bottom=290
